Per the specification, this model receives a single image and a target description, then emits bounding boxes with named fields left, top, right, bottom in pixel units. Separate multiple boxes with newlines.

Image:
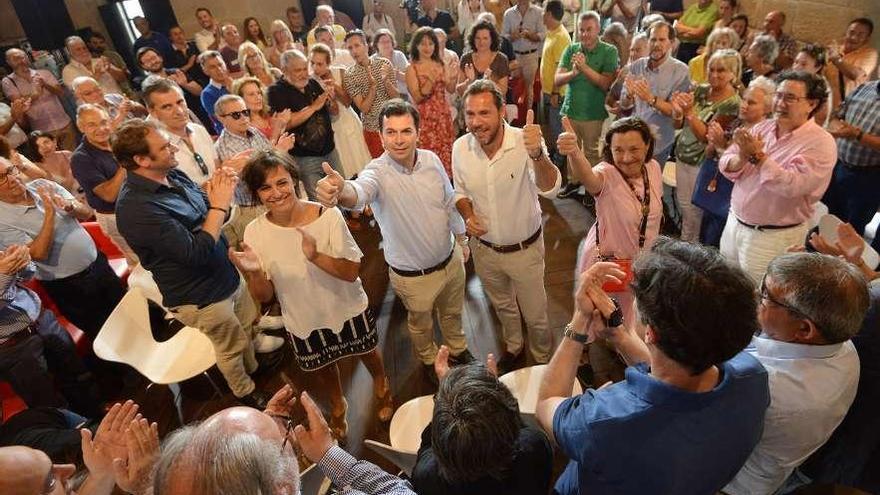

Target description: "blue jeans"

left=294, top=149, right=341, bottom=200
left=822, top=160, right=880, bottom=240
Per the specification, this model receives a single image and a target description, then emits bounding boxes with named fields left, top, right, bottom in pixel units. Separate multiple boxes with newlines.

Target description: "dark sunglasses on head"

left=221, top=109, right=252, bottom=120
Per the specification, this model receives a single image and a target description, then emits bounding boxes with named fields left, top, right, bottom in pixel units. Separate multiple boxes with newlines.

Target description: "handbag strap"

left=596, top=164, right=651, bottom=255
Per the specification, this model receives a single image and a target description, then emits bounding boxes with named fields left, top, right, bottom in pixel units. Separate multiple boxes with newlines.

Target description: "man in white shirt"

left=316, top=100, right=473, bottom=381
left=502, top=0, right=546, bottom=113
left=61, top=36, right=124, bottom=96
left=194, top=7, right=222, bottom=52
left=723, top=252, right=868, bottom=495
left=363, top=0, right=397, bottom=40
left=453, top=80, right=560, bottom=369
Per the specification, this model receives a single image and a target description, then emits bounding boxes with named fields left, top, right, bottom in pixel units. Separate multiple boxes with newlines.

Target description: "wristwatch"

left=563, top=322, right=589, bottom=344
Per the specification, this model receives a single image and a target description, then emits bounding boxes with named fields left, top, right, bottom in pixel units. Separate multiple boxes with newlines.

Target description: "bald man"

left=760, top=11, right=797, bottom=69
left=61, top=36, right=124, bottom=95
left=0, top=446, right=77, bottom=495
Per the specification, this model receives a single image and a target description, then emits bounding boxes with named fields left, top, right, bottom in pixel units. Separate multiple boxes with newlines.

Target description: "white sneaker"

left=258, top=315, right=285, bottom=330
left=254, top=334, right=284, bottom=353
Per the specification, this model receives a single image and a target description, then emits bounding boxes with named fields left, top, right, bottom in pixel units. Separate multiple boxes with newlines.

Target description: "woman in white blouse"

left=229, top=151, right=393, bottom=440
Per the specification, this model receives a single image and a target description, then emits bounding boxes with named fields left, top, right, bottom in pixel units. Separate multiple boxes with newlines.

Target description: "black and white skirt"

left=289, top=308, right=378, bottom=371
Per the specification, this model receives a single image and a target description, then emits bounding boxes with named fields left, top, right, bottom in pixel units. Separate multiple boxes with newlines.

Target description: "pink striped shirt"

left=719, top=118, right=837, bottom=226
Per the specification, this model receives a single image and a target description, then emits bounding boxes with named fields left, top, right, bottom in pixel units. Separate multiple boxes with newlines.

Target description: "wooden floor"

left=120, top=194, right=874, bottom=495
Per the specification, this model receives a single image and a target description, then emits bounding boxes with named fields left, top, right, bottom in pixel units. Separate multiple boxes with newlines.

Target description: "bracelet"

left=529, top=149, right=545, bottom=160
left=209, top=206, right=228, bottom=215
left=856, top=129, right=865, bottom=142
left=563, top=322, right=589, bottom=344
left=651, top=95, right=658, bottom=107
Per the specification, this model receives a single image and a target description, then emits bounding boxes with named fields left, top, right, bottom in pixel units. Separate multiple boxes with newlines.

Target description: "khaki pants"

left=675, top=161, right=702, bottom=242
left=720, top=211, right=808, bottom=284
left=95, top=212, right=139, bottom=266
left=471, top=235, right=553, bottom=363
left=222, top=204, right=267, bottom=250
left=389, top=244, right=468, bottom=365
left=169, top=279, right=259, bottom=398
left=567, top=118, right=604, bottom=183
left=518, top=51, right=541, bottom=114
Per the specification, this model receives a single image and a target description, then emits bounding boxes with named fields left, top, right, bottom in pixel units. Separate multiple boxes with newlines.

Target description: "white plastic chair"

left=364, top=394, right=434, bottom=476
left=93, top=288, right=221, bottom=424
left=499, top=364, right=583, bottom=422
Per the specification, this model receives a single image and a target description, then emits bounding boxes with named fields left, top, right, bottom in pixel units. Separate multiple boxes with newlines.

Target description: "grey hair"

left=640, top=13, right=665, bottom=31
left=153, top=424, right=300, bottom=495
left=476, top=12, right=496, bottom=25
left=64, top=35, right=85, bottom=48
left=603, top=21, right=628, bottom=40
left=706, top=26, right=740, bottom=54
left=71, top=76, right=99, bottom=94
left=708, top=48, right=743, bottom=89
left=578, top=11, right=601, bottom=26
left=748, top=76, right=777, bottom=113
left=316, top=4, right=333, bottom=16
left=75, top=103, right=108, bottom=125
left=197, top=50, right=224, bottom=68
left=766, top=253, right=870, bottom=344
left=750, top=34, right=779, bottom=65
left=280, top=49, right=307, bottom=69
left=214, top=94, right=245, bottom=116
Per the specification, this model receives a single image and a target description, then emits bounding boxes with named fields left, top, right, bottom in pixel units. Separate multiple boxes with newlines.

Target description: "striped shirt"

left=837, top=81, right=880, bottom=168
left=0, top=265, right=41, bottom=341
left=318, top=446, right=416, bottom=494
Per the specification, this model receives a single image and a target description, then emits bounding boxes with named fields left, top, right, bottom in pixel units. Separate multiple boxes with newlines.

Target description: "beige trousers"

left=169, top=279, right=259, bottom=398
left=518, top=51, right=541, bottom=115
left=471, top=235, right=553, bottom=363
left=95, top=212, right=139, bottom=266
left=389, top=244, right=468, bottom=365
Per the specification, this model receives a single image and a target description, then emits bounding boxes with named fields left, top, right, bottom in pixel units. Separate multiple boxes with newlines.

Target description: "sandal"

left=376, top=378, right=394, bottom=423
left=329, top=398, right=348, bottom=441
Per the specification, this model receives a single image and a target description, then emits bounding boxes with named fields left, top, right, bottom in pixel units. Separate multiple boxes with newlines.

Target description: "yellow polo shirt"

left=541, top=24, right=572, bottom=96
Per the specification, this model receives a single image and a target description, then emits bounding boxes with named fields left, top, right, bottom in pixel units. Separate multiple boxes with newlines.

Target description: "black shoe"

left=423, top=363, right=439, bottom=388
left=497, top=349, right=525, bottom=374
left=449, top=349, right=475, bottom=366
left=557, top=183, right=581, bottom=199
left=239, top=390, right=271, bottom=410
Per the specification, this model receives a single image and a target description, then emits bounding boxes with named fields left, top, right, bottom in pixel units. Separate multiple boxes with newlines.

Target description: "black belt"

left=390, top=248, right=455, bottom=277
left=0, top=323, right=36, bottom=348
left=515, top=48, right=538, bottom=55
left=736, top=218, right=802, bottom=231
left=478, top=227, right=542, bottom=253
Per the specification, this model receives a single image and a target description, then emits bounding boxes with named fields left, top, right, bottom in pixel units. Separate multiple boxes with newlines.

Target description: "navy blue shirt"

left=70, top=139, right=120, bottom=213
left=552, top=351, right=769, bottom=495
left=649, top=0, right=684, bottom=15
left=115, top=169, right=239, bottom=308
left=133, top=32, right=174, bottom=61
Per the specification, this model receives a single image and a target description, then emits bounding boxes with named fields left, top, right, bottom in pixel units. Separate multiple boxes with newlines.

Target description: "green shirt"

left=675, top=84, right=740, bottom=165
left=560, top=41, right=619, bottom=122
left=678, top=2, right=719, bottom=43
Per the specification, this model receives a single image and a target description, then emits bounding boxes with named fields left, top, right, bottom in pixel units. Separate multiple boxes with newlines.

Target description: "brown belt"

left=478, top=227, right=542, bottom=253
left=736, top=218, right=802, bottom=231
left=0, top=323, right=36, bottom=348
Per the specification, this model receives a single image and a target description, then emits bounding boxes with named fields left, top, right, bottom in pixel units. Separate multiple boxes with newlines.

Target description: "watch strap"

left=564, top=323, right=589, bottom=344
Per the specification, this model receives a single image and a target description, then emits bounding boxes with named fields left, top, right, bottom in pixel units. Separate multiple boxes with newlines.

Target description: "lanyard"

left=596, top=164, right=651, bottom=255
left=178, top=130, right=209, bottom=176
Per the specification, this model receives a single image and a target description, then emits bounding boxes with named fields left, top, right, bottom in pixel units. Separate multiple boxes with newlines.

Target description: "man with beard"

left=452, top=80, right=560, bottom=371
left=344, top=30, right=398, bottom=158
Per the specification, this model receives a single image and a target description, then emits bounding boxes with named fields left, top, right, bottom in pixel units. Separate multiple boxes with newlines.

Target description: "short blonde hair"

left=269, top=19, right=294, bottom=45
left=232, top=76, right=269, bottom=116
left=708, top=48, right=743, bottom=90
left=237, top=41, right=273, bottom=80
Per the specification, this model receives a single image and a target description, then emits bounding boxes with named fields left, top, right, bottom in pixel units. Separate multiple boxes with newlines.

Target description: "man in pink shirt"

left=719, top=71, right=836, bottom=282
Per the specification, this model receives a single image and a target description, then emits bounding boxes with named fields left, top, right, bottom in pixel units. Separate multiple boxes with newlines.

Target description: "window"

left=116, top=0, right=145, bottom=44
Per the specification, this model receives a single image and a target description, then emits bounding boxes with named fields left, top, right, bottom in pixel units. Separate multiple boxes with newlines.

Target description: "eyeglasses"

left=759, top=275, right=808, bottom=318
left=773, top=92, right=810, bottom=104
left=221, top=109, right=252, bottom=120
left=40, top=468, right=57, bottom=495
left=0, top=165, right=21, bottom=185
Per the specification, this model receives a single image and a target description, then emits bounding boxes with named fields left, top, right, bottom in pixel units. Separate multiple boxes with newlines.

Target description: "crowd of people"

left=0, top=0, right=879, bottom=493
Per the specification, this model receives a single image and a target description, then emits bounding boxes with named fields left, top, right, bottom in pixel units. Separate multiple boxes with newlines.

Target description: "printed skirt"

left=289, top=308, right=378, bottom=371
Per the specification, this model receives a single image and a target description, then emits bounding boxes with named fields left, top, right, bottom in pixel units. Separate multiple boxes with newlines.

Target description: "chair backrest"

left=82, top=221, right=125, bottom=259
left=93, top=288, right=216, bottom=384
left=498, top=364, right=583, bottom=416
left=389, top=394, right=434, bottom=454
left=363, top=440, right=418, bottom=477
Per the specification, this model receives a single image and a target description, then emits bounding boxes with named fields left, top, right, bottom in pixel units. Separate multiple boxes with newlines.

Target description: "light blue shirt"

left=621, top=55, right=691, bottom=160
left=0, top=264, right=41, bottom=339
left=350, top=150, right=465, bottom=271
left=0, top=179, right=97, bottom=280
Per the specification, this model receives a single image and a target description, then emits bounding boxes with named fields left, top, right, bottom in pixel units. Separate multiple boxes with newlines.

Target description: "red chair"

left=0, top=382, right=27, bottom=421
left=81, top=221, right=130, bottom=283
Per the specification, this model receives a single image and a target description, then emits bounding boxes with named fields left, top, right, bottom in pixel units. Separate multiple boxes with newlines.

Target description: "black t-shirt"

left=412, top=422, right=554, bottom=495
left=417, top=11, right=456, bottom=49
left=267, top=77, right=335, bottom=157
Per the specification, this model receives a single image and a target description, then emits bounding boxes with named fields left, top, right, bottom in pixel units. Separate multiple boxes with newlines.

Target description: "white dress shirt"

left=148, top=116, right=217, bottom=185
left=501, top=4, right=546, bottom=53
left=351, top=150, right=465, bottom=271
left=452, top=123, right=560, bottom=246
left=724, top=335, right=860, bottom=495
left=61, top=59, right=122, bottom=95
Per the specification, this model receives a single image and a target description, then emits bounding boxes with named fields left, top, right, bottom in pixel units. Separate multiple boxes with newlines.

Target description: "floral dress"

left=413, top=63, right=454, bottom=177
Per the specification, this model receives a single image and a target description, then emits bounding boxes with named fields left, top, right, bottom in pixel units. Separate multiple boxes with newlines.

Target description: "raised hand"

left=463, top=63, right=476, bottom=82
left=522, top=109, right=545, bottom=159
left=293, top=391, right=335, bottom=463
left=205, top=167, right=238, bottom=210
left=733, top=128, right=764, bottom=159
left=311, top=91, right=331, bottom=110
left=557, top=116, right=582, bottom=157
left=483, top=67, right=494, bottom=82
left=0, top=244, right=30, bottom=275
left=94, top=401, right=141, bottom=467
left=35, top=185, right=58, bottom=217
left=706, top=120, right=728, bottom=149
left=264, top=384, right=298, bottom=419
left=574, top=262, right=627, bottom=316
left=315, top=162, right=345, bottom=207
left=297, top=227, right=318, bottom=261
left=222, top=149, right=253, bottom=174
left=112, top=418, right=159, bottom=495
left=228, top=242, right=263, bottom=273
left=835, top=223, right=866, bottom=263
left=274, top=132, right=296, bottom=153
left=272, top=109, right=292, bottom=132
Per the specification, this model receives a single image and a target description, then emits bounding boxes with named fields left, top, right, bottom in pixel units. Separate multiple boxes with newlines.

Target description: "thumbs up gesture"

left=315, top=162, right=345, bottom=208
left=557, top=116, right=582, bottom=158
left=522, top=109, right=544, bottom=160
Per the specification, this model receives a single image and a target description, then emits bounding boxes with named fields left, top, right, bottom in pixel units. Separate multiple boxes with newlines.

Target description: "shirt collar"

left=466, top=123, right=517, bottom=160
left=623, top=360, right=737, bottom=410
left=752, top=334, right=844, bottom=360
left=382, top=149, right=421, bottom=174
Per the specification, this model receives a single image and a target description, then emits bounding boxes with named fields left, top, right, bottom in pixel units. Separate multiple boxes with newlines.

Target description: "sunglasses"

left=221, top=109, right=252, bottom=120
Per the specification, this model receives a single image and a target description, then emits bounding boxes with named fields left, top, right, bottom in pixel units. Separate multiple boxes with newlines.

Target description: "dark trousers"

left=39, top=252, right=124, bottom=339
left=699, top=211, right=728, bottom=248
left=676, top=42, right=701, bottom=64
left=0, top=310, right=102, bottom=417
left=823, top=161, right=880, bottom=241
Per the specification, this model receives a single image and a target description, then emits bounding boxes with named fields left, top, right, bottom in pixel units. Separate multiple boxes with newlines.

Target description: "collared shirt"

left=318, top=445, right=416, bottom=495
left=836, top=81, right=880, bottom=168
left=678, top=2, right=719, bottom=43
left=541, top=25, right=571, bottom=97
left=200, top=81, right=229, bottom=134
left=1, top=69, right=71, bottom=132
left=133, top=32, right=174, bottom=60
left=61, top=59, right=122, bottom=95
left=70, top=138, right=121, bottom=213
left=267, top=78, right=335, bottom=157
left=0, top=180, right=96, bottom=280
left=0, top=102, right=27, bottom=148
left=116, top=169, right=240, bottom=308
left=214, top=126, right=272, bottom=206
left=343, top=58, right=396, bottom=132
left=416, top=11, right=456, bottom=48
left=560, top=41, right=620, bottom=121
left=621, top=56, right=691, bottom=157
left=452, top=124, right=561, bottom=245
left=724, top=336, right=860, bottom=495
left=149, top=117, right=217, bottom=185
left=194, top=28, right=223, bottom=54
left=552, top=352, right=769, bottom=495
left=502, top=4, right=546, bottom=53
left=720, top=118, right=837, bottom=226
left=363, top=13, right=397, bottom=40
left=350, top=150, right=466, bottom=271
left=825, top=46, right=878, bottom=109
left=0, top=265, right=41, bottom=340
